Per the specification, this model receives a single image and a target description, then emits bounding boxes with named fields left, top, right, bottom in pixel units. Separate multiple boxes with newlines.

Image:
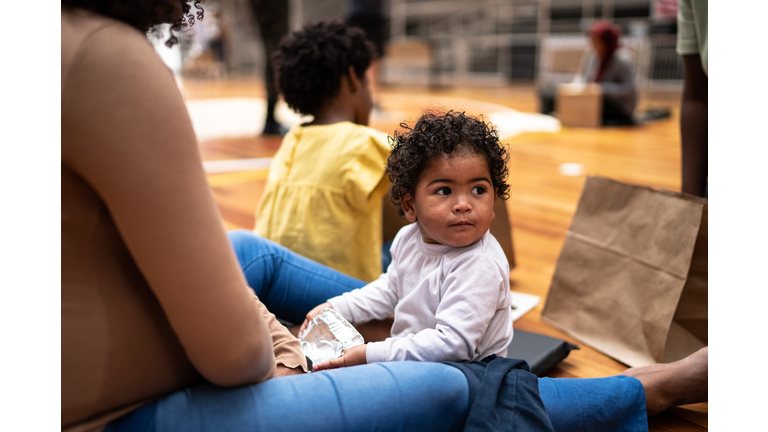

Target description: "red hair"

left=590, top=20, right=621, bottom=82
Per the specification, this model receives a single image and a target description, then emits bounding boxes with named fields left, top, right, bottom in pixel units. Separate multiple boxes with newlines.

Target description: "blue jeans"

left=382, top=239, right=393, bottom=272
left=105, top=231, right=647, bottom=432
left=228, top=230, right=365, bottom=324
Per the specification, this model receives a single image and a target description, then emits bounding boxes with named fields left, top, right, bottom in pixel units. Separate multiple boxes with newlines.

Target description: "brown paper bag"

left=541, top=176, right=707, bottom=367
left=382, top=193, right=516, bottom=270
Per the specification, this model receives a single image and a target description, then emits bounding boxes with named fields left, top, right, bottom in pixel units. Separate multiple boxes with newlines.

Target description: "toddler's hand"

left=298, top=302, right=332, bottom=335
left=313, top=344, right=367, bottom=371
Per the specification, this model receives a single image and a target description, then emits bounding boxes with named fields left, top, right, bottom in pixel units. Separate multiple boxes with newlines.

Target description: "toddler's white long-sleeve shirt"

left=328, top=223, right=514, bottom=363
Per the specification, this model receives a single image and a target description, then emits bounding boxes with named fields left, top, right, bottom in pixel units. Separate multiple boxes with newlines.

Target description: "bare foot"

left=622, top=347, right=708, bottom=416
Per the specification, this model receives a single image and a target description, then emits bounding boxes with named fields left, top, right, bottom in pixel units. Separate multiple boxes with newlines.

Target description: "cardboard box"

left=556, top=83, right=602, bottom=127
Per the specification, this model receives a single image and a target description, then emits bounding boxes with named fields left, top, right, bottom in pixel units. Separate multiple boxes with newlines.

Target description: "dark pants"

left=601, top=96, right=635, bottom=126
left=248, top=0, right=289, bottom=126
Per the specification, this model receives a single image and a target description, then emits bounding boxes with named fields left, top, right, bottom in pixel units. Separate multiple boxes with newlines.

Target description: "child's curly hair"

left=273, top=21, right=377, bottom=116
left=387, top=111, right=510, bottom=216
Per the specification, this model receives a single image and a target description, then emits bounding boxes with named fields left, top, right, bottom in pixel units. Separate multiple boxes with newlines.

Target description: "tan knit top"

left=62, top=9, right=306, bottom=432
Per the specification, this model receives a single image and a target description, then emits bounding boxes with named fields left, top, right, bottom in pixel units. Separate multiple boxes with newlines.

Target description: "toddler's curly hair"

left=273, top=21, right=377, bottom=116
left=387, top=111, right=510, bottom=216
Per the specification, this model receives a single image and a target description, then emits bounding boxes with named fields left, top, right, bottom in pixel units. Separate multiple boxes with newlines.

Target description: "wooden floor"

left=183, top=76, right=707, bottom=430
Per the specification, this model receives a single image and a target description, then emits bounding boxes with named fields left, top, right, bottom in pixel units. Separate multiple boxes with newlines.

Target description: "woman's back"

left=62, top=9, right=277, bottom=430
left=61, top=10, right=204, bottom=430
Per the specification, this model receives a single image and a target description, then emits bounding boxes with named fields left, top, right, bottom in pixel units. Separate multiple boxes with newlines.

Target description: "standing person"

left=677, top=0, right=707, bottom=197
left=247, top=0, right=289, bottom=135
left=346, top=0, right=387, bottom=109
left=205, top=2, right=230, bottom=70
left=300, top=111, right=515, bottom=369
left=254, top=21, right=389, bottom=282
left=62, top=2, right=707, bottom=431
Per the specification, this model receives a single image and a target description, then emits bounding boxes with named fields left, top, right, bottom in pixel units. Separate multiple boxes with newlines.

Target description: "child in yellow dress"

left=255, top=21, right=388, bottom=282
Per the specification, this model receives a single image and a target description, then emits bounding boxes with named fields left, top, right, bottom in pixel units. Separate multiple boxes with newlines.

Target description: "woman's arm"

left=572, top=50, right=595, bottom=84
left=257, top=297, right=308, bottom=375
left=598, top=55, right=637, bottom=98
left=62, top=23, right=277, bottom=387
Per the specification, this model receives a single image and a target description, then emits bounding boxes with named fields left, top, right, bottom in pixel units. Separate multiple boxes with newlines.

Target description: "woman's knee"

left=538, top=376, right=647, bottom=432
left=227, top=230, right=287, bottom=267
left=378, top=362, right=469, bottom=423
left=149, top=364, right=469, bottom=432
left=408, top=363, right=469, bottom=430
left=228, top=229, right=267, bottom=253
left=430, top=365, right=470, bottom=413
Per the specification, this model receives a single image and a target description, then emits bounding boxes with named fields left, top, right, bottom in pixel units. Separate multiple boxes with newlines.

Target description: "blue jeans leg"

left=108, top=362, right=470, bottom=432
left=381, top=239, right=393, bottom=272
left=227, top=230, right=366, bottom=324
left=105, top=369, right=649, bottom=432
left=538, top=375, right=648, bottom=432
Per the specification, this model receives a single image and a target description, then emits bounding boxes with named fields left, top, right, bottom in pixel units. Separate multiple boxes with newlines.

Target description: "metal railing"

left=384, top=0, right=683, bottom=93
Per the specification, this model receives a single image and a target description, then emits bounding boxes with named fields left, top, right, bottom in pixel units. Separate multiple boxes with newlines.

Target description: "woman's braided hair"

left=61, top=0, right=203, bottom=47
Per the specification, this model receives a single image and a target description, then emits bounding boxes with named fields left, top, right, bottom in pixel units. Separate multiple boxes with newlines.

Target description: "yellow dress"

left=256, top=121, right=390, bottom=282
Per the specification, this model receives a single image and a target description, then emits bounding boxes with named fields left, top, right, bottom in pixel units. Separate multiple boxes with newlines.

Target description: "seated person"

left=540, top=20, right=638, bottom=126
left=301, top=112, right=515, bottom=369
left=255, top=21, right=389, bottom=282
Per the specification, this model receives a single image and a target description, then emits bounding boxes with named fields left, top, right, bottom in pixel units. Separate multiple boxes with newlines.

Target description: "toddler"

left=302, top=111, right=515, bottom=370
left=255, top=21, right=389, bottom=282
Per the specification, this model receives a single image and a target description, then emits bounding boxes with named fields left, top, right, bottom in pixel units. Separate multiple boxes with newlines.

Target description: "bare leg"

left=622, top=347, right=708, bottom=416
left=680, top=54, right=708, bottom=197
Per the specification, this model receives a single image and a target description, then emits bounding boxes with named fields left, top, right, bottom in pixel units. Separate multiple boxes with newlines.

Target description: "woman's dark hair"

left=273, top=21, right=377, bottom=116
left=61, top=0, right=203, bottom=47
left=387, top=111, right=510, bottom=216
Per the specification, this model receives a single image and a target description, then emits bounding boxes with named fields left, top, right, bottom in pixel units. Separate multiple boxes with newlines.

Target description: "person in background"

left=346, top=0, right=387, bottom=110
left=247, top=0, right=289, bottom=135
left=205, top=2, right=230, bottom=69
left=539, top=20, right=638, bottom=126
left=255, top=21, right=390, bottom=283
left=677, top=0, right=707, bottom=197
